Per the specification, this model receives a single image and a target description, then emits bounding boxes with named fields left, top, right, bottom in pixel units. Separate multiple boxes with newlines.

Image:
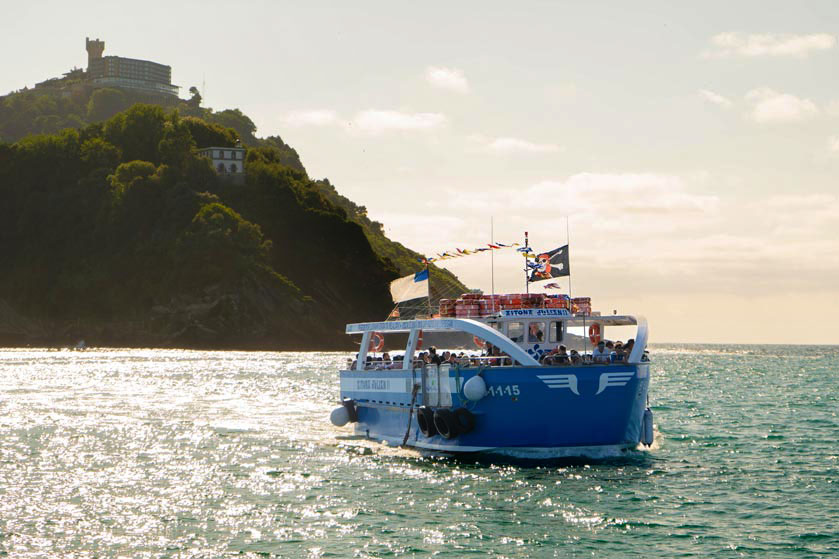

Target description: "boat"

left=330, top=292, right=653, bottom=459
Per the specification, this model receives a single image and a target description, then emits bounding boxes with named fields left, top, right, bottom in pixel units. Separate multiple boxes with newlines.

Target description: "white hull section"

left=364, top=430, right=637, bottom=459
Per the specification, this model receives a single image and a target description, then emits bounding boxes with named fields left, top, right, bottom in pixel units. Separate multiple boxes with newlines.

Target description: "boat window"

left=507, top=322, right=524, bottom=342
left=549, top=321, right=564, bottom=343
left=488, top=322, right=500, bottom=331
left=528, top=322, right=545, bottom=343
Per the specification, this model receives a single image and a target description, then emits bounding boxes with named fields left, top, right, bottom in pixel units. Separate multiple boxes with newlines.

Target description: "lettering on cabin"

left=501, top=309, right=570, bottom=317
left=356, top=379, right=390, bottom=390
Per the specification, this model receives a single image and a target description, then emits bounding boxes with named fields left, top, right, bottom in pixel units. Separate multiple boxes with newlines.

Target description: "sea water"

left=0, top=345, right=836, bottom=558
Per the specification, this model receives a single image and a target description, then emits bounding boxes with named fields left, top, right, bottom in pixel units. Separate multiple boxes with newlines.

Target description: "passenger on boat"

left=380, top=352, right=393, bottom=368
left=553, top=345, right=570, bottom=365
left=428, top=346, right=442, bottom=365
left=570, top=349, right=582, bottom=365
left=528, top=322, right=544, bottom=342
left=592, top=341, right=611, bottom=364
left=612, top=343, right=625, bottom=363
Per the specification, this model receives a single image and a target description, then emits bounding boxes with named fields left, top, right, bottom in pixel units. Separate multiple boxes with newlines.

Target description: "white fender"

left=330, top=406, right=350, bottom=427
left=463, top=376, right=488, bottom=402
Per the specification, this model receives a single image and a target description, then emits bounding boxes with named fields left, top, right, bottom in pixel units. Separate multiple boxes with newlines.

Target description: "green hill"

left=0, top=79, right=467, bottom=347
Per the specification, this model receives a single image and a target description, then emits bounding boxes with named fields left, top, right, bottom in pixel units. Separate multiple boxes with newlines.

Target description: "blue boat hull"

left=339, top=363, right=650, bottom=455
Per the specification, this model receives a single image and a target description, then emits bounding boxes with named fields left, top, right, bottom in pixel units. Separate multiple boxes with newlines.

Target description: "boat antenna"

left=566, top=216, right=572, bottom=299
left=490, top=216, right=495, bottom=298
left=425, top=258, right=432, bottom=317
left=524, top=231, right=530, bottom=295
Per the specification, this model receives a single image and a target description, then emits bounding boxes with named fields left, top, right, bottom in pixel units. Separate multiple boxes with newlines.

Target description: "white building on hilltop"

left=198, top=147, right=246, bottom=175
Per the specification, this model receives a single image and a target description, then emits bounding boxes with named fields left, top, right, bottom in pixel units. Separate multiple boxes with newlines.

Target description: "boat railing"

left=348, top=351, right=650, bottom=371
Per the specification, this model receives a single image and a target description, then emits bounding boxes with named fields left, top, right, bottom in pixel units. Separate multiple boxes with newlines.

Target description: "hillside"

left=0, top=76, right=467, bottom=301
left=0, top=104, right=406, bottom=348
left=0, top=79, right=467, bottom=348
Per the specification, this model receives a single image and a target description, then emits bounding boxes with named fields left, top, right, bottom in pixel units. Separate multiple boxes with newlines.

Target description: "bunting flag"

left=543, top=282, right=562, bottom=289
left=528, top=245, right=570, bottom=282
left=420, top=242, right=520, bottom=263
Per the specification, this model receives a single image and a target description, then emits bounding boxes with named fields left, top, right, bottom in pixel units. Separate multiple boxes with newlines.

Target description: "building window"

left=217, top=163, right=225, bottom=173
left=231, top=163, right=238, bottom=173
left=214, top=150, right=220, bottom=158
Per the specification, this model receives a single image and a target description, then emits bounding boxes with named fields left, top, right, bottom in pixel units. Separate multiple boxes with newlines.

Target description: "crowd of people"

left=539, top=339, right=636, bottom=365
left=349, top=339, right=645, bottom=370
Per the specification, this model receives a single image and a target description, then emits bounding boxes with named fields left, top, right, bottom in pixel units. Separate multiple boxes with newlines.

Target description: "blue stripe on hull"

left=340, top=364, right=650, bottom=452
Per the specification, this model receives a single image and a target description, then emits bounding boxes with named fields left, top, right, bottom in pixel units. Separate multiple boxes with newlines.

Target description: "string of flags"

left=417, top=242, right=521, bottom=264
left=419, top=241, right=571, bottom=284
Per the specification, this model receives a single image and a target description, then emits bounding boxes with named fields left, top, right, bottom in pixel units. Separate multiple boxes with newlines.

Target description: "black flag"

left=528, top=245, right=570, bottom=282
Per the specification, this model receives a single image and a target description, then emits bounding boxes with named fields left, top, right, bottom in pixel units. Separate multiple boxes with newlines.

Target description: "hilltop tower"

left=83, top=37, right=178, bottom=97
left=86, top=37, right=105, bottom=68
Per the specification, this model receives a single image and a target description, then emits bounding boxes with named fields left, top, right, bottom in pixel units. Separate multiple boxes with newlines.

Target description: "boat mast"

left=566, top=216, right=572, bottom=299
left=524, top=231, right=530, bottom=295
left=490, top=216, right=495, bottom=297
left=425, top=258, right=432, bottom=317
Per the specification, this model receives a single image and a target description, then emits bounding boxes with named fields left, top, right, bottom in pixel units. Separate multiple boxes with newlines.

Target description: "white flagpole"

left=566, top=216, right=572, bottom=299
left=425, top=260, right=432, bottom=317
left=524, top=231, right=530, bottom=295
left=491, top=216, right=495, bottom=297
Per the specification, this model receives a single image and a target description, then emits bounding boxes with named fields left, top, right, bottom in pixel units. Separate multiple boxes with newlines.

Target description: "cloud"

left=486, top=137, right=562, bottom=154
left=348, top=110, right=447, bottom=134
left=830, top=136, right=839, bottom=154
left=744, top=88, right=818, bottom=123
left=826, top=100, right=839, bottom=117
left=699, top=89, right=733, bottom=109
left=444, top=173, right=720, bottom=234
left=703, top=32, right=836, bottom=58
left=425, top=66, right=470, bottom=93
left=282, top=109, right=338, bottom=127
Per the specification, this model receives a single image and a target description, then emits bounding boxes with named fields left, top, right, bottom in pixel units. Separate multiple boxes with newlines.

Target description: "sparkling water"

left=0, top=346, right=836, bottom=558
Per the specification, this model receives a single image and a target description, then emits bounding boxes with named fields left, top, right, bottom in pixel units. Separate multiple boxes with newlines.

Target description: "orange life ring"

left=473, top=336, right=486, bottom=349
left=416, top=330, right=423, bottom=349
left=589, top=323, right=601, bottom=345
left=369, top=332, right=384, bottom=352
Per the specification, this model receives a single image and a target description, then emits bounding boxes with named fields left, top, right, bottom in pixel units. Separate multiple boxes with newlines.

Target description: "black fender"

left=433, top=408, right=459, bottom=439
left=453, top=408, right=476, bottom=435
left=417, top=406, right=437, bottom=437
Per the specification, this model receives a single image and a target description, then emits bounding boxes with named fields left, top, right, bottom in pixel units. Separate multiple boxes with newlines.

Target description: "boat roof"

left=346, top=314, right=648, bottom=369
left=346, top=314, right=640, bottom=334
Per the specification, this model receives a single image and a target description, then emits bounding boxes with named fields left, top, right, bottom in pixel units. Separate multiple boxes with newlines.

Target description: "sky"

left=3, top=1, right=838, bottom=343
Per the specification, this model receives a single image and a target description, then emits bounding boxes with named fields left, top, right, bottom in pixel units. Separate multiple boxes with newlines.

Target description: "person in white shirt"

left=592, top=341, right=611, bottom=364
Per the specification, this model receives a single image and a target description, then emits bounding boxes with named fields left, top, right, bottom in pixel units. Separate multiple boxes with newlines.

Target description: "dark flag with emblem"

left=528, top=245, right=570, bottom=282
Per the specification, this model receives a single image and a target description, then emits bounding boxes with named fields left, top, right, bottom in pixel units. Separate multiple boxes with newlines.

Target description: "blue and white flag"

left=389, top=269, right=429, bottom=303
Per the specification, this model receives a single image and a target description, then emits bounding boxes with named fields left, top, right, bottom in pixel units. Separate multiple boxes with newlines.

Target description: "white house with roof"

left=198, top=146, right=246, bottom=175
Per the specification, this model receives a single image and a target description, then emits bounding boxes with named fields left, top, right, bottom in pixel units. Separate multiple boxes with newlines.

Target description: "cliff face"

left=0, top=104, right=404, bottom=348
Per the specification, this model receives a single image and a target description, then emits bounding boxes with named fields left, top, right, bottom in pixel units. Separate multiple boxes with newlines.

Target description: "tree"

left=103, top=104, right=165, bottom=163
left=158, top=113, right=196, bottom=170
left=87, top=88, right=128, bottom=122
left=109, top=160, right=157, bottom=192
left=177, top=202, right=272, bottom=286
left=188, top=86, right=202, bottom=109
left=80, top=137, right=121, bottom=171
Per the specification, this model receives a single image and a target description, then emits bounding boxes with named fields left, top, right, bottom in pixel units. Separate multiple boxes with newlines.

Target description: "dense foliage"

left=0, top=74, right=470, bottom=345
left=0, top=78, right=305, bottom=172
left=313, top=179, right=467, bottom=304
left=0, top=105, right=398, bottom=347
